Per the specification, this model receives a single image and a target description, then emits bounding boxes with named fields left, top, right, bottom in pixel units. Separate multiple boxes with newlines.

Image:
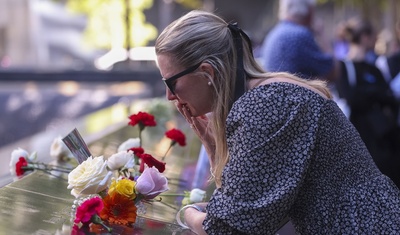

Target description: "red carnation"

left=165, top=128, right=186, bottom=146
left=128, top=112, right=157, bottom=147
left=128, top=112, right=157, bottom=129
left=74, top=197, right=104, bottom=224
left=128, top=147, right=144, bottom=156
left=15, top=157, right=28, bottom=176
left=138, top=153, right=166, bottom=173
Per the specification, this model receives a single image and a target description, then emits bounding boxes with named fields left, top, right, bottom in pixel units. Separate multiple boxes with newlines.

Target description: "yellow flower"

left=108, top=179, right=137, bottom=200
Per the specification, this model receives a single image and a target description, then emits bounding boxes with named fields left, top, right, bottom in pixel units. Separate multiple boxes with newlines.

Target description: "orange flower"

left=99, top=192, right=137, bottom=226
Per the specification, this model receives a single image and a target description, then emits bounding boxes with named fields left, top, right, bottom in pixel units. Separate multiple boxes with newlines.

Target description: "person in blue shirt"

left=261, top=0, right=337, bottom=81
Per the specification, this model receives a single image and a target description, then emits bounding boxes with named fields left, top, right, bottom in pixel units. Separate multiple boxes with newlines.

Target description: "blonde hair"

left=155, top=10, right=331, bottom=187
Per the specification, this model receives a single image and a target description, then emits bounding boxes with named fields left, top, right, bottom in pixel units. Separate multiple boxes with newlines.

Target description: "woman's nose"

left=166, top=87, right=177, bottom=101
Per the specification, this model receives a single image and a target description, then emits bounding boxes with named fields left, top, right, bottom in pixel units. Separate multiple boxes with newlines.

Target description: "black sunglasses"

left=162, top=63, right=201, bottom=95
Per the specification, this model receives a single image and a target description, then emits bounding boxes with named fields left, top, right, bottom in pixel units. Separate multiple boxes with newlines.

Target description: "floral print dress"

left=203, top=82, right=400, bottom=234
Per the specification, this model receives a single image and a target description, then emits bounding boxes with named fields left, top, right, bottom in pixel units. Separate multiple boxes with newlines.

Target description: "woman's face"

left=157, top=54, right=214, bottom=117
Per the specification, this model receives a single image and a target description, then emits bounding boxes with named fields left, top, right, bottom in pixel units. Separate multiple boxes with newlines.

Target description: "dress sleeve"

left=203, top=88, right=321, bottom=234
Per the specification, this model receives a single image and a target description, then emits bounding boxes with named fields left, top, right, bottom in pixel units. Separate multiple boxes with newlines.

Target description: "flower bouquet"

left=67, top=111, right=187, bottom=233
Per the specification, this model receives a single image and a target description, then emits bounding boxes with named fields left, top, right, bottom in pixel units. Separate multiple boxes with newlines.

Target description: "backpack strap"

left=375, top=55, right=392, bottom=83
left=343, top=60, right=357, bottom=87
left=390, top=72, right=400, bottom=99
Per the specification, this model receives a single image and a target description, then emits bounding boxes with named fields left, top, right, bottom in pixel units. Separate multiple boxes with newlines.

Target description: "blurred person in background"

left=335, top=17, right=400, bottom=188
left=333, top=21, right=350, bottom=60
left=191, top=144, right=211, bottom=189
left=376, top=19, right=400, bottom=99
left=260, top=0, right=337, bottom=82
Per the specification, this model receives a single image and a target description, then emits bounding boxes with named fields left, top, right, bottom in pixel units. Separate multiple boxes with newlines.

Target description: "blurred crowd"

left=192, top=0, right=400, bottom=192
left=258, top=0, right=400, bottom=189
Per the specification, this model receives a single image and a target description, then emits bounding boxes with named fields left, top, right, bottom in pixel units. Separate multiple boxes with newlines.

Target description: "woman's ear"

left=200, top=63, right=215, bottom=81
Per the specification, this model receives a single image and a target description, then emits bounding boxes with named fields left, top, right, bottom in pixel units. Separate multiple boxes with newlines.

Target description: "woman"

left=155, top=10, right=400, bottom=234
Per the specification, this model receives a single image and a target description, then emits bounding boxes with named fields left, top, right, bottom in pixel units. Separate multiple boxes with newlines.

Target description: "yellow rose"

left=108, top=178, right=137, bottom=200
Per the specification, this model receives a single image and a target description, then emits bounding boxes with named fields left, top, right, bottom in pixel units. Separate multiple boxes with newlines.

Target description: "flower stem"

left=161, top=144, right=172, bottom=161
left=159, top=193, right=185, bottom=197
left=34, top=162, right=72, bottom=173
left=138, top=125, right=143, bottom=147
left=92, top=214, right=112, bottom=232
left=99, top=221, right=112, bottom=233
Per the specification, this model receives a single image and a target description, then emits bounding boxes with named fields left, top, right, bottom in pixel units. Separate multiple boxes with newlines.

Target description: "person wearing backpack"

left=336, top=17, right=400, bottom=188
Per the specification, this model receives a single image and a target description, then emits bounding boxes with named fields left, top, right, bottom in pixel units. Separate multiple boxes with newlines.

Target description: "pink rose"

left=135, top=167, right=168, bottom=199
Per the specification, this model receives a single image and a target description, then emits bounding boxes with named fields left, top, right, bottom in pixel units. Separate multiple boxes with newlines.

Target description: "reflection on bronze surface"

left=0, top=171, right=196, bottom=234
left=0, top=103, right=203, bottom=234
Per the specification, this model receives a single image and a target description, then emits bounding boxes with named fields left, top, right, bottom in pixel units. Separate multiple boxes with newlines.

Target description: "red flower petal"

left=128, top=112, right=157, bottom=127
left=74, top=197, right=104, bottom=224
left=128, top=147, right=144, bottom=155
left=138, top=153, right=166, bottom=173
left=165, top=129, right=186, bottom=146
left=15, top=157, right=28, bottom=176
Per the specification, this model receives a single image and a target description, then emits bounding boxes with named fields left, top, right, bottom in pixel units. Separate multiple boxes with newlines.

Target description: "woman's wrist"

left=176, top=204, right=206, bottom=229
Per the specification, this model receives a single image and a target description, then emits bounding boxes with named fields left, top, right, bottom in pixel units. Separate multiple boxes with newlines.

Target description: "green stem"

left=92, top=214, right=112, bottom=232
left=161, top=143, right=173, bottom=161
left=139, top=125, right=143, bottom=147
left=134, top=194, right=144, bottom=204
left=34, top=168, right=68, bottom=181
left=159, top=193, right=185, bottom=197
left=34, top=163, right=72, bottom=173
left=21, top=166, right=34, bottom=172
left=99, top=221, right=112, bottom=233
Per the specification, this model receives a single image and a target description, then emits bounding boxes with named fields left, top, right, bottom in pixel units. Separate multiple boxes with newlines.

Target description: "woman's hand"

left=175, top=103, right=216, bottom=159
left=176, top=103, right=208, bottom=137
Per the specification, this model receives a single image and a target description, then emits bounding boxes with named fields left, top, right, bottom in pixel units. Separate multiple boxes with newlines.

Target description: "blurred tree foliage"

left=65, top=0, right=156, bottom=49
left=318, top=0, right=390, bottom=16
left=63, top=0, right=202, bottom=50
left=175, top=0, right=202, bottom=9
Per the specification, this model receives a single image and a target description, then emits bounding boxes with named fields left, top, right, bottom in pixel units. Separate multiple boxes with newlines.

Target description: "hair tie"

left=227, top=22, right=253, bottom=103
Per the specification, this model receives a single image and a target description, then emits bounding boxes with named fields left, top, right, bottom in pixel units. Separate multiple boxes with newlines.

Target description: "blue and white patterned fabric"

left=261, top=21, right=333, bottom=79
left=203, top=82, right=400, bottom=234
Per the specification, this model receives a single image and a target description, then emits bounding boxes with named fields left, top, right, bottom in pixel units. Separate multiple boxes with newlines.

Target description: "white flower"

left=50, top=136, right=72, bottom=162
left=28, top=151, right=37, bottom=162
left=117, top=138, right=140, bottom=152
left=189, top=188, right=207, bottom=203
left=9, top=148, right=29, bottom=177
left=181, top=188, right=207, bottom=206
left=67, top=156, right=110, bottom=198
left=107, top=151, right=134, bottom=171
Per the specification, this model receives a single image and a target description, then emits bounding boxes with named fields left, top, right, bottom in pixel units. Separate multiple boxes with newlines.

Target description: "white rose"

left=189, top=188, right=207, bottom=203
left=107, top=151, right=134, bottom=171
left=117, top=138, right=140, bottom=152
left=9, top=148, right=29, bottom=176
left=50, top=136, right=72, bottom=161
left=67, top=156, right=110, bottom=198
